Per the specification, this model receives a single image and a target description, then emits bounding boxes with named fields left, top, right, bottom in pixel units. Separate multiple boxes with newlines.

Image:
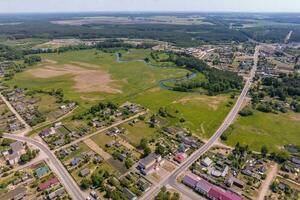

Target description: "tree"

left=261, top=145, right=268, bottom=157
left=143, top=147, right=151, bottom=158
left=125, top=158, right=134, bottom=169
left=155, top=144, right=167, bottom=157
left=80, top=178, right=91, bottom=190
left=138, top=138, right=148, bottom=150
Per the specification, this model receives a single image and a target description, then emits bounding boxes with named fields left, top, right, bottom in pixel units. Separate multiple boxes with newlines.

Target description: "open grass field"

left=225, top=111, right=300, bottom=152
left=132, top=87, right=232, bottom=138
left=6, top=49, right=189, bottom=111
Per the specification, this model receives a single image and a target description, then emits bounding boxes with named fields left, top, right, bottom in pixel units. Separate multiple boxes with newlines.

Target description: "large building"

left=138, top=153, right=163, bottom=175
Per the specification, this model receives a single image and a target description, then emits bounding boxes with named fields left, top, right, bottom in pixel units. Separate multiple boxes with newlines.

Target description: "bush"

left=239, top=106, right=254, bottom=116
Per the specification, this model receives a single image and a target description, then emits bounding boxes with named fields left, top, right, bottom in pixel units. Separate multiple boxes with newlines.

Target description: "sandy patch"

left=80, top=96, right=103, bottom=102
left=43, top=59, right=58, bottom=65
left=27, top=64, right=122, bottom=93
left=288, top=113, right=300, bottom=121
left=174, top=96, right=227, bottom=110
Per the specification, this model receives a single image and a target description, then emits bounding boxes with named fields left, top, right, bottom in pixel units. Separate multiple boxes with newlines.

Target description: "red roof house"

left=174, top=153, right=187, bottom=163
left=38, top=177, right=60, bottom=191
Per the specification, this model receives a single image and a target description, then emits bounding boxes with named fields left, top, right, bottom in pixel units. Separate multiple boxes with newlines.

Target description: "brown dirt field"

left=174, top=96, right=227, bottom=110
left=27, top=64, right=122, bottom=93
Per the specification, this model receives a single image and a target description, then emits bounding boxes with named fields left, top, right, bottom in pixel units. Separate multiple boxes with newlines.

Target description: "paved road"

left=4, top=133, right=86, bottom=200
left=0, top=93, right=32, bottom=135
left=140, top=45, right=260, bottom=200
left=0, top=93, right=85, bottom=200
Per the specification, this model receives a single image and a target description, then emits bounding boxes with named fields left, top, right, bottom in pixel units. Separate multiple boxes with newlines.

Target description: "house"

left=195, top=179, right=213, bottom=195
left=225, top=177, right=245, bottom=189
left=48, top=188, right=65, bottom=200
left=35, top=166, right=50, bottom=178
left=53, top=138, right=64, bottom=146
left=211, top=170, right=222, bottom=177
left=39, top=127, right=56, bottom=138
left=163, top=126, right=185, bottom=135
left=182, top=174, right=199, bottom=188
left=174, top=153, right=187, bottom=163
left=10, top=141, right=25, bottom=155
left=6, top=152, right=19, bottom=165
left=137, top=179, right=151, bottom=192
left=80, top=168, right=90, bottom=177
left=201, top=157, right=213, bottom=167
left=70, top=157, right=81, bottom=166
left=242, top=166, right=253, bottom=176
left=90, top=190, right=99, bottom=200
left=13, top=188, right=27, bottom=200
left=38, top=178, right=59, bottom=191
left=178, top=143, right=189, bottom=153
left=118, top=154, right=127, bottom=162
left=138, top=153, right=163, bottom=175
left=221, top=165, right=229, bottom=177
left=94, top=156, right=103, bottom=163
left=123, top=188, right=137, bottom=200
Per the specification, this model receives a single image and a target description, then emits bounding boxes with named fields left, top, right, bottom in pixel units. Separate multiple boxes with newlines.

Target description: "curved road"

left=140, top=45, right=260, bottom=200
left=3, top=133, right=85, bottom=200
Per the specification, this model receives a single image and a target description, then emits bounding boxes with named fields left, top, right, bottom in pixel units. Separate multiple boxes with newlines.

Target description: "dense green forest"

left=168, top=54, right=243, bottom=94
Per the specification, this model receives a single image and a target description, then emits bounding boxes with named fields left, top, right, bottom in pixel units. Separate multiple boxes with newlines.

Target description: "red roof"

left=38, top=177, right=59, bottom=191
left=208, top=187, right=243, bottom=200
left=174, top=153, right=186, bottom=163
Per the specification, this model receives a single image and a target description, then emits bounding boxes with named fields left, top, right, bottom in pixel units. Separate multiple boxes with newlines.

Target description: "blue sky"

left=0, top=0, right=300, bottom=13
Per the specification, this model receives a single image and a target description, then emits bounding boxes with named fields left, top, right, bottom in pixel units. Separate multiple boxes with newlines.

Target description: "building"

left=39, top=127, right=56, bottom=138
left=182, top=174, right=199, bottom=188
left=80, top=168, right=90, bottom=177
left=201, top=157, right=213, bottom=167
left=38, top=178, right=60, bottom=191
left=35, top=165, right=50, bottom=178
left=138, top=153, right=163, bottom=175
left=70, top=157, right=81, bottom=166
left=137, top=179, right=151, bottom=192
left=174, top=153, right=187, bottom=163
left=207, top=187, right=243, bottom=200
left=123, top=188, right=137, bottom=200
left=48, top=188, right=65, bottom=200
left=195, top=179, right=213, bottom=195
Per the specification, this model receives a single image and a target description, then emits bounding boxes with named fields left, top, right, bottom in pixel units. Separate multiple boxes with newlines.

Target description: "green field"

left=121, top=120, right=159, bottom=147
left=6, top=49, right=188, bottom=110
left=225, top=111, right=300, bottom=152
left=131, top=87, right=232, bottom=138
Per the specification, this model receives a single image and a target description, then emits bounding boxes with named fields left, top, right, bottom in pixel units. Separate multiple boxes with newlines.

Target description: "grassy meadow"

left=225, top=111, right=300, bottom=152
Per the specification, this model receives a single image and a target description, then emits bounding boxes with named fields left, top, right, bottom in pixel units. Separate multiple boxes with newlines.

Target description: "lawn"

left=225, top=111, right=300, bottom=152
left=121, top=120, right=158, bottom=147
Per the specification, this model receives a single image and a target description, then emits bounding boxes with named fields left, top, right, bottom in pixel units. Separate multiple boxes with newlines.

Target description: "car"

left=86, top=197, right=91, bottom=200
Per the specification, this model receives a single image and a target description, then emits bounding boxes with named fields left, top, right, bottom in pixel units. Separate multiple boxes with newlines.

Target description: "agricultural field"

left=224, top=111, right=300, bottom=152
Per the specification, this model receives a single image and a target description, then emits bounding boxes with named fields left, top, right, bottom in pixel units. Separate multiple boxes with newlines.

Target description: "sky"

left=0, top=0, right=300, bottom=13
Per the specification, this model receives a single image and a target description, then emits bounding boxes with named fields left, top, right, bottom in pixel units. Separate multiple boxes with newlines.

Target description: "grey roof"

left=10, top=141, right=23, bottom=153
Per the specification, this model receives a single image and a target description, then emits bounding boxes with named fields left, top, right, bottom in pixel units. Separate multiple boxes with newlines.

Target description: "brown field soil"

left=173, top=95, right=227, bottom=110
left=27, top=64, right=122, bottom=93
